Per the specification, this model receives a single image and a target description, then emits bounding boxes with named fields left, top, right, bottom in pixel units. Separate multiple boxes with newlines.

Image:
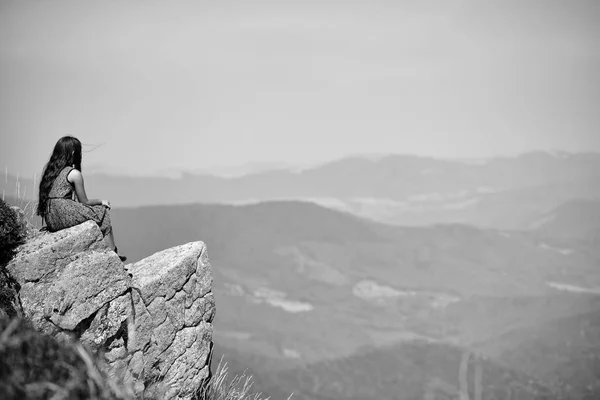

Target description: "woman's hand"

left=102, top=200, right=111, bottom=210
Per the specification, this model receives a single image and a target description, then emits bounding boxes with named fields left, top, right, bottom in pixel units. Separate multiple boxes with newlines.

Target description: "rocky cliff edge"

left=6, top=220, right=215, bottom=399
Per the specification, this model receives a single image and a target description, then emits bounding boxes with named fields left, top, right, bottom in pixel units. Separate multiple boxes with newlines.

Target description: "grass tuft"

left=195, top=356, right=293, bottom=400
left=1, top=168, right=40, bottom=230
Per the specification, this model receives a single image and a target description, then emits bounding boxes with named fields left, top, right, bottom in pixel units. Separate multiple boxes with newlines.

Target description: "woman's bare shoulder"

left=66, top=168, right=83, bottom=183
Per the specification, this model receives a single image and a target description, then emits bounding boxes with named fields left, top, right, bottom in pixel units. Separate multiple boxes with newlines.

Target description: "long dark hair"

left=37, top=136, right=82, bottom=218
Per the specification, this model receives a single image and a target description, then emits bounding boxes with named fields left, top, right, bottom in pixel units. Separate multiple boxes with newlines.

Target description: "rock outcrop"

left=6, top=220, right=215, bottom=399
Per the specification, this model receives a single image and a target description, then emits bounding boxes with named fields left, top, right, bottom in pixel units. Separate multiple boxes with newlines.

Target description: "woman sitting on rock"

left=36, top=136, right=126, bottom=262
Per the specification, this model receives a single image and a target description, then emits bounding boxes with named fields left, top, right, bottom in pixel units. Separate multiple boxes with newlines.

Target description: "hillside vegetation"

left=528, top=199, right=600, bottom=240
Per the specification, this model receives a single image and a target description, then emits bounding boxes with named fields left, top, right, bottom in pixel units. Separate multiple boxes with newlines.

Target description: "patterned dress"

left=45, top=166, right=112, bottom=236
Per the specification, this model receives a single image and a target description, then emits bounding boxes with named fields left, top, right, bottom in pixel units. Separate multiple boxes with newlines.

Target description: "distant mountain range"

left=5, top=151, right=600, bottom=230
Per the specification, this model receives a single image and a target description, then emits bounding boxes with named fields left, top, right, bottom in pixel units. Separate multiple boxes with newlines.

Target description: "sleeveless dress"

left=44, top=167, right=112, bottom=236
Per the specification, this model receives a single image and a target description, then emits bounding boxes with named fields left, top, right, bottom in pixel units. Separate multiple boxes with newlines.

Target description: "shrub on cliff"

left=0, top=199, right=26, bottom=318
left=0, top=198, right=26, bottom=266
left=0, top=317, right=133, bottom=400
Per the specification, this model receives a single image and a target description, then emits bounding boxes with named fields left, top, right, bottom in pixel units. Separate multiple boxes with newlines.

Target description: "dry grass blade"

left=75, top=343, right=103, bottom=395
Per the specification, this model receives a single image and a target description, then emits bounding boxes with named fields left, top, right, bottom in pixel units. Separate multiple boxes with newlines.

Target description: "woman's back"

left=48, top=167, right=74, bottom=200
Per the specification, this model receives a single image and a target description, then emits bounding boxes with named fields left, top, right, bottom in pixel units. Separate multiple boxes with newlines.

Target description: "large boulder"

left=6, top=220, right=215, bottom=399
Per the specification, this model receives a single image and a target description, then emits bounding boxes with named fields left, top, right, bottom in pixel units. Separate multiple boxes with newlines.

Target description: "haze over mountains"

left=4, top=150, right=600, bottom=399
left=5, top=151, right=600, bottom=231
left=3, top=0, right=600, bottom=397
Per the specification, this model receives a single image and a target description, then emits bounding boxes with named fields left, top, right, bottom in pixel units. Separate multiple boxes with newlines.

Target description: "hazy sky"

left=1, top=0, right=599, bottom=177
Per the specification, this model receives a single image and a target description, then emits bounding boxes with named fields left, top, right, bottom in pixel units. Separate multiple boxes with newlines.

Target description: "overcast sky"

left=1, top=0, right=599, bottom=177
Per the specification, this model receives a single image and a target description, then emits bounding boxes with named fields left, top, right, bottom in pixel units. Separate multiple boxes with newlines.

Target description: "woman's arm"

left=67, top=169, right=108, bottom=207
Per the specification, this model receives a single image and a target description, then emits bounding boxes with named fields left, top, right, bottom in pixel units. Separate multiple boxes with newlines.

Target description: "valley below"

left=108, top=198, right=600, bottom=400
